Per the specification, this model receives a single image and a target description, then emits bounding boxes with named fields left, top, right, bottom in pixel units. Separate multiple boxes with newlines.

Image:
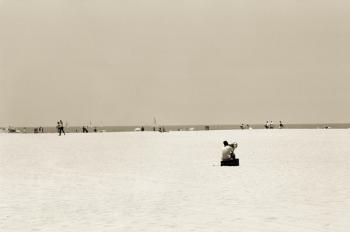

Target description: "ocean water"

left=1, top=129, right=350, bottom=232
left=10, top=123, right=350, bottom=133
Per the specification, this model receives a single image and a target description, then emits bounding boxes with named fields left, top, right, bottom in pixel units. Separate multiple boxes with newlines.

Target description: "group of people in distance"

left=33, top=127, right=44, bottom=133
left=265, top=121, right=284, bottom=129
left=240, top=124, right=252, bottom=129
left=56, top=120, right=65, bottom=136
left=240, top=121, right=285, bottom=129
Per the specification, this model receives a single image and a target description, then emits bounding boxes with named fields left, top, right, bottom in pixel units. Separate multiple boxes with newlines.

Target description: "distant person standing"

left=279, top=121, right=284, bottom=129
left=59, top=120, right=65, bottom=135
left=265, top=121, right=269, bottom=129
left=56, top=121, right=60, bottom=135
left=56, top=122, right=61, bottom=135
left=82, top=126, right=88, bottom=133
left=269, top=121, right=274, bottom=129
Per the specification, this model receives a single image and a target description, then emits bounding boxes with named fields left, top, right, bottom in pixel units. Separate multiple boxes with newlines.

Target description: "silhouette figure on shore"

left=82, top=126, right=89, bottom=133
left=279, top=121, right=284, bottom=129
left=265, top=121, right=269, bottom=129
left=56, top=120, right=65, bottom=136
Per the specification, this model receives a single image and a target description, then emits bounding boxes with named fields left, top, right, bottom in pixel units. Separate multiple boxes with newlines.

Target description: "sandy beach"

left=1, top=129, right=350, bottom=232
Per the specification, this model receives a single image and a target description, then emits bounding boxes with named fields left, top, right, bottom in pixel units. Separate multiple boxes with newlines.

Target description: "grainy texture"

left=1, top=129, right=349, bottom=231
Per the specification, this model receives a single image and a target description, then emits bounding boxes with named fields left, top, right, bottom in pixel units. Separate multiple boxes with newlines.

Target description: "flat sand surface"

left=1, top=129, right=350, bottom=231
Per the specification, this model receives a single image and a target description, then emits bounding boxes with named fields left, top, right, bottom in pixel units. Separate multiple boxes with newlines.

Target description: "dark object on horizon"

left=265, top=121, right=269, bottom=129
left=94, top=128, right=97, bottom=132
left=57, top=120, right=65, bottom=136
left=60, top=120, right=65, bottom=135
left=141, top=126, right=144, bottom=131
left=205, top=125, right=210, bottom=130
left=82, top=126, right=89, bottom=133
left=279, top=121, right=284, bottom=129
left=240, top=124, right=244, bottom=129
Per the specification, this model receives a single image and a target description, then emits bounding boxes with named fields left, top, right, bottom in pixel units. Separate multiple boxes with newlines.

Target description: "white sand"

left=1, top=129, right=350, bottom=232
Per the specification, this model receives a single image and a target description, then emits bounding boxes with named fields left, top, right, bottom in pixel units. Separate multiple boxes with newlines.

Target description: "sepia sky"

left=1, top=0, right=350, bottom=127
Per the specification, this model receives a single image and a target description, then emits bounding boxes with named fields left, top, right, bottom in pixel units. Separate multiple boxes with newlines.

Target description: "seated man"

left=222, top=141, right=236, bottom=161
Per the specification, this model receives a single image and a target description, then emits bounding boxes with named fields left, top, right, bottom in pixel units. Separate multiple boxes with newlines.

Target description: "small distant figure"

left=56, top=121, right=65, bottom=136
left=265, top=121, right=269, bottom=129
left=240, top=124, right=244, bottom=129
left=269, top=121, right=274, bottom=129
left=60, top=120, right=65, bottom=135
left=56, top=122, right=60, bottom=134
left=94, top=127, right=97, bottom=132
left=279, top=121, right=284, bottom=129
left=141, top=126, right=144, bottom=131
left=82, top=126, right=89, bottom=133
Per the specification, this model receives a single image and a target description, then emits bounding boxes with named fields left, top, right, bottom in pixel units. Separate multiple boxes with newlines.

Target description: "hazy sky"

left=1, top=0, right=349, bottom=126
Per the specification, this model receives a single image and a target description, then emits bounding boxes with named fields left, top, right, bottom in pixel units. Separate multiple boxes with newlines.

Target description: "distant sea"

left=7, top=123, right=350, bottom=133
